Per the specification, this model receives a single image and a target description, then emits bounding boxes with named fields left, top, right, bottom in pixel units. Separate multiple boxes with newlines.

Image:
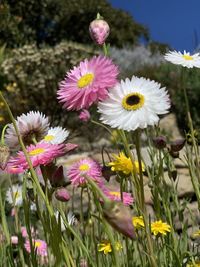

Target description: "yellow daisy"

left=151, top=220, right=171, bottom=236
left=98, top=240, right=122, bottom=255
left=132, top=216, right=145, bottom=229
left=108, top=151, right=145, bottom=175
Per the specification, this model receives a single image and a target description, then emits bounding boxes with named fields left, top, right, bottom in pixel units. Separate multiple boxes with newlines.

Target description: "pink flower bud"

left=103, top=201, right=135, bottom=239
left=11, top=236, right=18, bottom=245
left=89, top=19, right=110, bottom=45
left=55, top=188, right=70, bottom=202
left=79, top=109, right=91, bottom=122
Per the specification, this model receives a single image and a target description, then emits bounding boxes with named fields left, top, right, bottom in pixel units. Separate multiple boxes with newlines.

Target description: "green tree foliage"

left=0, top=0, right=149, bottom=48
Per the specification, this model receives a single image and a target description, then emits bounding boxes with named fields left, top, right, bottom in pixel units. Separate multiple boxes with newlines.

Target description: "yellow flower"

left=192, top=230, right=200, bottom=238
left=0, top=116, right=4, bottom=122
left=132, top=216, right=145, bottom=229
left=98, top=240, right=122, bottom=255
left=151, top=220, right=171, bottom=236
left=108, top=151, right=145, bottom=175
left=187, top=262, right=200, bottom=267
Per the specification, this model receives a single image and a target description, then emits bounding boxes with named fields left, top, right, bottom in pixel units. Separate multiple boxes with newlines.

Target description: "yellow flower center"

left=122, top=92, right=145, bottom=111
left=29, top=148, right=45, bottom=156
left=13, top=192, right=20, bottom=199
left=109, top=191, right=121, bottom=198
left=34, top=241, right=42, bottom=248
left=183, top=54, right=193, bottom=60
left=44, top=135, right=54, bottom=141
left=79, top=164, right=90, bottom=171
left=77, top=73, right=94, bottom=88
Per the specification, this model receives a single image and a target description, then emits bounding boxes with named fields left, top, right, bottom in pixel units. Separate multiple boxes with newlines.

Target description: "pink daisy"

left=57, top=55, right=119, bottom=110
left=6, top=142, right=67, bottom=174
left=24, top=239, right=47, bottom=256
left=68, top=158, right=103, bottom=186
left=79, top=109, right=91, bottom=122
left=102, top=187, right=134, bottom=206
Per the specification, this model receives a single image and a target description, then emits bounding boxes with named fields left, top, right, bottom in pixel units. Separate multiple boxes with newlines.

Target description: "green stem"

left=103, top=43, right=108, bottom=56
left=0, top=124, right=8, bottom=145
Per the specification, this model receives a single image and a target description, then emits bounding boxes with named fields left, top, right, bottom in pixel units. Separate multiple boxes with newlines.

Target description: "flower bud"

left=102, top=165, right=113, bottom=181
left=89, top=18, right=110, bottom=45
left=80, top=259, right=88, bottom=267
left=55, top=188, right=70, bottom=202
left=152, top=136, right=167, bottom=149
left=0, top=144, right=10, bottom=170
left=170, top=139, right=185, bottom=152
left=79, top=109, right=90, bottom=122
left=103, top=201, right=135, bottom=239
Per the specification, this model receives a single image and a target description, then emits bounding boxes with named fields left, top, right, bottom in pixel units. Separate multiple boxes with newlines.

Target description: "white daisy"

left=6, top=184, right=23, bottom=207
left=164, top=50, right=200, bottom=68
left=42, top=126, right=69, bottom=144
left=5, top=111, right=49, bottom=149
left=98, top=75, right=170, bottom=132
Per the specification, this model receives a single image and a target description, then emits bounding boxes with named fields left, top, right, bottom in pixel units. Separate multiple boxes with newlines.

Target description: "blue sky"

left=109, top=0, right=200, bottom=51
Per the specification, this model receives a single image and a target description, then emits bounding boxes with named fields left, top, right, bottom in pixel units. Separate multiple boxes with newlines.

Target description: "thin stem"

left=0, top=124, right=8, bottom=145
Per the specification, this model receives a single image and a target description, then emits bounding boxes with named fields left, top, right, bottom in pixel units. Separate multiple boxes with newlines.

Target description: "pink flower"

left=21, top=226, right=36, bottom=238
left=89, top=19, right=110, bottom=45
left=57, top=55, right=119, bottom=111
left=11, top=236, right=18, bottom=245
left=79, top=109, right=91, bottom=122
left=102, top=187, right=134, bottom=206
left=6, top=143, right=67, bottom=174
left=24, top=239, right=47, bottom=256
left=68, top=158, right=103, bottom=187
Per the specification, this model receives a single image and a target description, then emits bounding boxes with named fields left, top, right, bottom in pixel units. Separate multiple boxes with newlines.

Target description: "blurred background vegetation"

left=0, top=0, right=199, bottom=142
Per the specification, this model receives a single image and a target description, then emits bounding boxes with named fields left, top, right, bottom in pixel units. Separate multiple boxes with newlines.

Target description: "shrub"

left=1, top=41, right=98, bottom=125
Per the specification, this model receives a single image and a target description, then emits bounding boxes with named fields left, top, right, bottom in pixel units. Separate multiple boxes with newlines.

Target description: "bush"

left=1, top=41, right=98, bottom=125
left=136, top=63, right=200, bottom=135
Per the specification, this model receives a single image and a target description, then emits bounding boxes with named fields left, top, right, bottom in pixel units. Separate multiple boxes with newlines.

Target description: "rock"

left=159, top=113, right=182, bottom=139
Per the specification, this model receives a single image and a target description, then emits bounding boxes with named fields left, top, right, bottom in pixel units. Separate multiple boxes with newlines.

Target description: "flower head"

left=98, top=76, right=170, bottom=131
left=6, top=184, right=23, bottom=207
left=132, top=216, right=145, bottom=229
left=6, top=143, right=67, bottom=174
left=108, top=151, right=144, bottom=175
left=5, top=111, right=49, bottom=149
left=68, top=158, right=102, bottom=186
left=89, top=18, right=110, bottom=45
left=102, top=187, right=133, bottom=206
left=24, top=239, right=47, bottom=256
left=151, top=220, right=171, bottom=236
left=79, top=109, right=91, bottom=122
left=57, top=55, right=119, bottom=110
left=164, top=50, right=200, bottom=68
left=42, top=126, right=69, bottom=144
left=98, top=240, right=122, bottom=254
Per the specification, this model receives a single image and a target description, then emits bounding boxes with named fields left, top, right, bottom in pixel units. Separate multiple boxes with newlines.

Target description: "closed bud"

left=80, top=258, right=88, bottom=267
left=89, top=16, right=110, bottom=45
left=102, top=165, right=113, bottom=181
left=103, top=201, right=135, bottom=239
left=0, top=144, right=10, bottom=170
left=169, top=150, right=179, bottom=158
left=170, top=139, right=185, bottom=152
left=152, top=136, right=167, bottom=149
left=55, top=188, right=70, bottom=202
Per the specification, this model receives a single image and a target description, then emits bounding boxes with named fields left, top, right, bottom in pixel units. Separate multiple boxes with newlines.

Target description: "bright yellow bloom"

left=98, top=240, right=122, bottom=255
left=108, top=151, right=145, bottom=175
left=192, top=230, right=200, bottom=238
left=151, top=220, right=171, bottom=236
left=186, top=262, right=200, bottom=267
left=132, top=216, right=145, bottom=229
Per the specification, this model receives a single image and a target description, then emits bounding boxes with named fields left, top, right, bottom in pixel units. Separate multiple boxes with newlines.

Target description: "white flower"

left=5, top=111, right=49, bottom=149
left=6, top=184, right=23, bottom=207
left=55, top=211, right=76, bottom=231
left=164, top=50, right=200, bottom=68
left=42, top=126, right=69, bottom=144
left=98, top=75, right=170, bottom=132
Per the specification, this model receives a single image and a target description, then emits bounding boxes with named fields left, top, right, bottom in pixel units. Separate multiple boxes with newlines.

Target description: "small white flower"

left=6, top=185, right=23, bottom=207
left=98, top=75, right=170, bottom=132
left=164, top=50, right=200, bottom=68
left=55, top=210, right=76, bottom=231
left=5, top=111, right=49, bottom=149
left=43, top=126, right=69, bottom=144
